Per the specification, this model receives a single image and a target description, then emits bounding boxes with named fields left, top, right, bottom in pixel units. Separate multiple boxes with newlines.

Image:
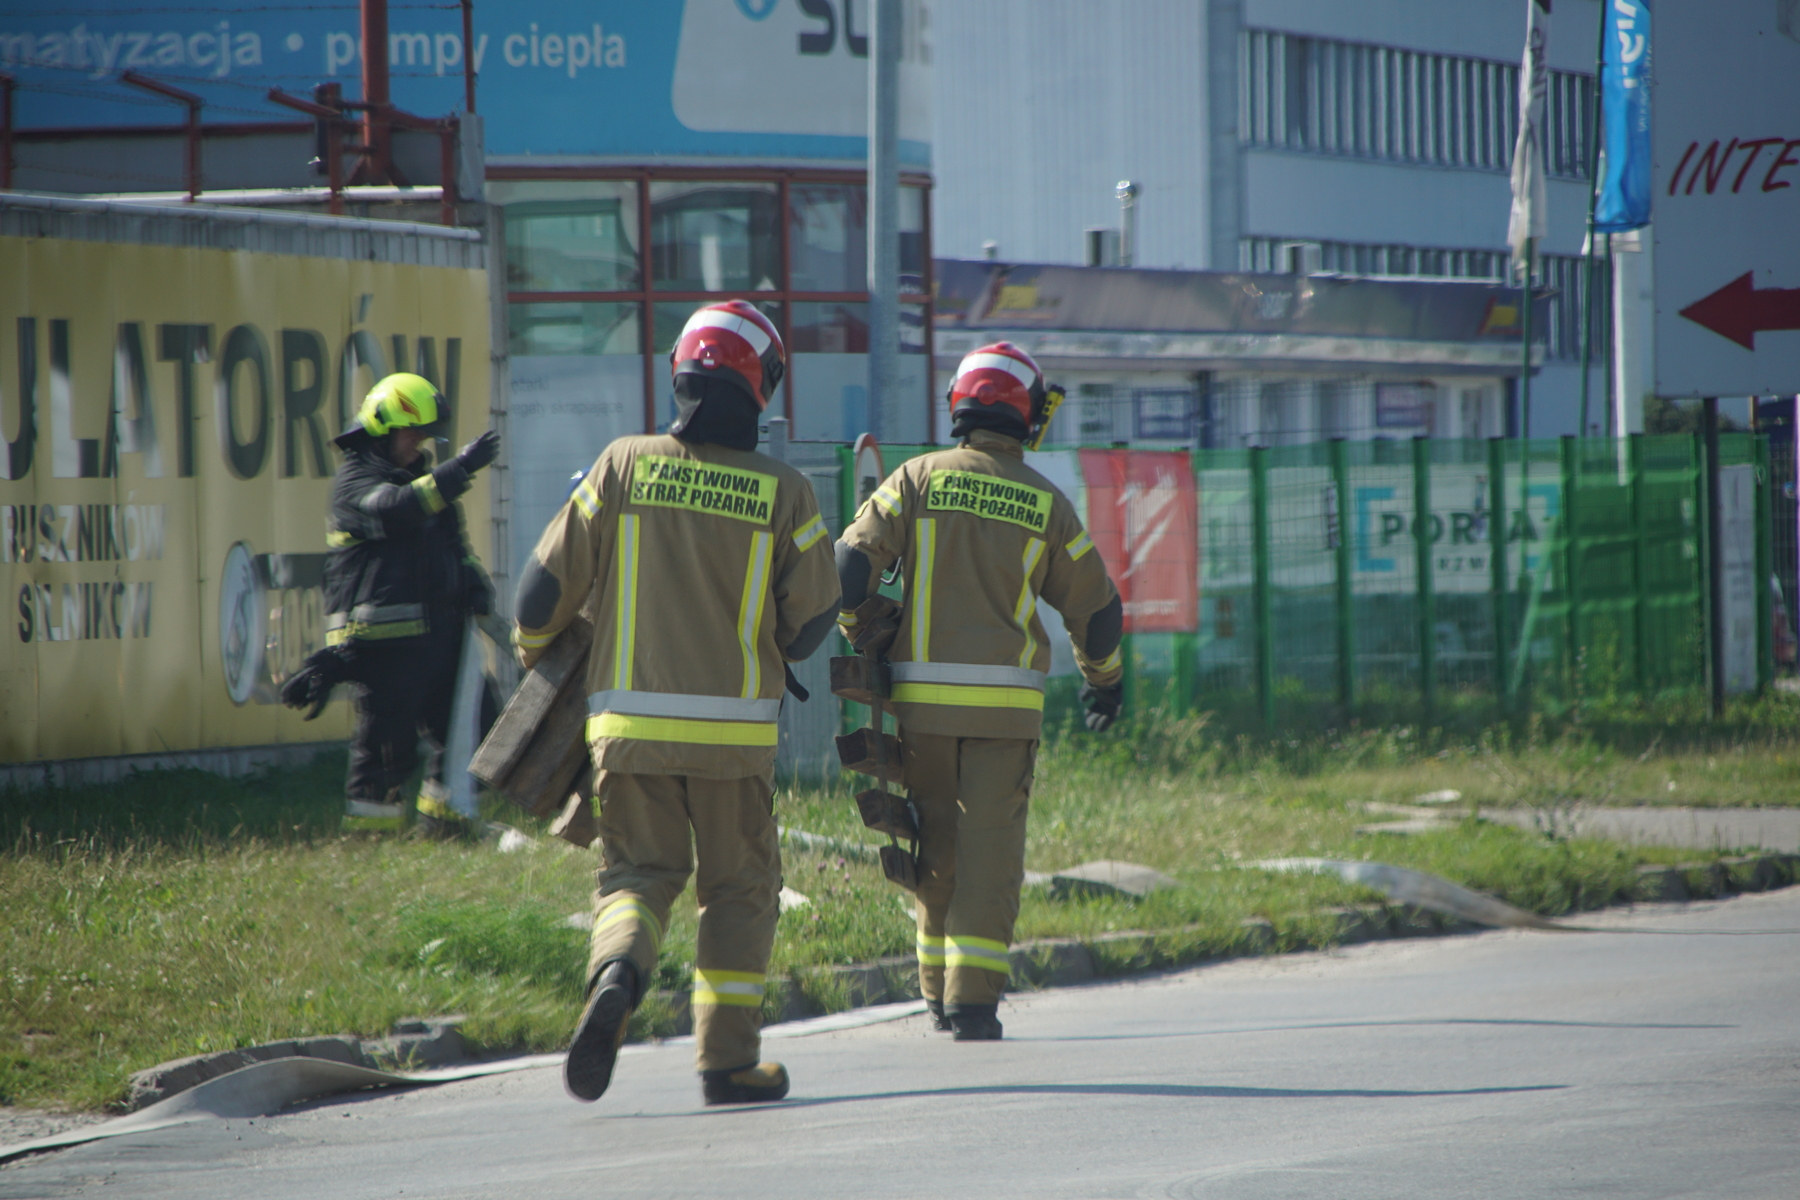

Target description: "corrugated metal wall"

left=929, top=0, right=1212, bottom=269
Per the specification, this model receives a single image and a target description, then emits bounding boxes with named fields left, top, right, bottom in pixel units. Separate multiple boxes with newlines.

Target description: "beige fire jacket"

left=838, top=429, right=1122, bottom=740
left=517, top=434, right=839, bottom=780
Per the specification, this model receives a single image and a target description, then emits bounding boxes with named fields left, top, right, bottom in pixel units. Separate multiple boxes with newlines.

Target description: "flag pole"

left=1577, top=2, right=1607, bottom=440
left=1521, top=238, right=1534, bottom=443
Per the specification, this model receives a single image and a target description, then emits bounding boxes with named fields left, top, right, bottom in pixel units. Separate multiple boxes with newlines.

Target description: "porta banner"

left=1076, top=449, right=1198, bottom=633
left=0, top=234, right=491, bottom=765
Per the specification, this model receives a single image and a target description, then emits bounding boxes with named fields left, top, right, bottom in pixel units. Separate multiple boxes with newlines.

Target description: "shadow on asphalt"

left=1014, top=1016, right=1734, bottom=1042
left=616, top=1081, right=1570, bottom=1117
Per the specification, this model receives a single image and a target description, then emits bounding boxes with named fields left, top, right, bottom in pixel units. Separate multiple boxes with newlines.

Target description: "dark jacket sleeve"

left=333, top=454, right=472, bottom=542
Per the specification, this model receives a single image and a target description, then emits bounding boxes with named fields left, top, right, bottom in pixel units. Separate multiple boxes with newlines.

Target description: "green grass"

left=5, top=695, right=1800, bottom=1113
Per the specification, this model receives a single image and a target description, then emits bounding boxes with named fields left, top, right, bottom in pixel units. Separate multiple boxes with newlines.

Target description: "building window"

left=502, top=181, right=641, bottom=293
left=1241, top=29, right=1593, bottom=180
left=650, top=181, right=782, bottom=294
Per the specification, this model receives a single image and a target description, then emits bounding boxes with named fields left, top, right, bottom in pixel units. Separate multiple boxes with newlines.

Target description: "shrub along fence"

left=836, top=433, right=1773, bottom=734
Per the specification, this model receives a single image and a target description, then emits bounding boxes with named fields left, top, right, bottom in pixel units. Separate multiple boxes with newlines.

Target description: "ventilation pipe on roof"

left=1085, top=227, right=1120, bottom=267
left=1116, top=180, right=1138, bottom=267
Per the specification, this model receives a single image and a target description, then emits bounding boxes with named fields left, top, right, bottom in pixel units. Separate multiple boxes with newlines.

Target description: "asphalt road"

left=5, top=890, right=1799, bottom=1200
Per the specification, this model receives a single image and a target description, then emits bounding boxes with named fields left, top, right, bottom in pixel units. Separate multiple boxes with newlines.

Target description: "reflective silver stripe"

left=889, top=662, right=1046, bottom=690
left=588, top=690, right=782, bottom=722
left=326, top=612, right=349, bottom=630
left=351, top=602, right=425, bottom=623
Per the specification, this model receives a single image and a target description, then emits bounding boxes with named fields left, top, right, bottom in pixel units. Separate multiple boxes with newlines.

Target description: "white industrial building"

left=930, top=0, right=1610, bottom=440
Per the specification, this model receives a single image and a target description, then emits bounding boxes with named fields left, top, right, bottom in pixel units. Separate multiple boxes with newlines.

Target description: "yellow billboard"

left=0, top=233, right=491, bottom=764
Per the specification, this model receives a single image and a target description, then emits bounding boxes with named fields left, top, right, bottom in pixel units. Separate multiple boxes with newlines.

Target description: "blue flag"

left=1595, top=0, right=1652, bottom=232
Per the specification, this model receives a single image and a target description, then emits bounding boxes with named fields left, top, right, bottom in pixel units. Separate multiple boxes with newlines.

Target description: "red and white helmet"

left=948, top=342, right=1046, bottom=431
left=670, top=300, right=786, bottom=410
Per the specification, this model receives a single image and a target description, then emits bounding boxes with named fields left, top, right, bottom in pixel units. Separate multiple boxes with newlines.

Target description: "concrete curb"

left=124, top=851, right=1800, bottom=1109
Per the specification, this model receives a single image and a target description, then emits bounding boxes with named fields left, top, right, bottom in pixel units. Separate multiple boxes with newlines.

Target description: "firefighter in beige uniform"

left=514, top=302, right=839, bottom=1105
left=837, top=342, right=1125, bottom=1041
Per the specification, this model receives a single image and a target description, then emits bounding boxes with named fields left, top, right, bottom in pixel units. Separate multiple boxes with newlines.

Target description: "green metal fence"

left=836, top=434, right=1772, bottom=730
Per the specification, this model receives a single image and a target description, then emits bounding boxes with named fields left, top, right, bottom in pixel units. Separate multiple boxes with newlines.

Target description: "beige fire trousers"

left=901, top=732, right=1036, bottom=1008
left=585, top=769, right=781, bottom=1073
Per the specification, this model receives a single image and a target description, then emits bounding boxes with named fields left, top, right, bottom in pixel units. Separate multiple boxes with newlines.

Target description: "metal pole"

left=1330, top=437, right=1355, bottom=715
left=1560, top=436, right=1582, bottom=699
left=1520, top=241, right=1534, bottom=442
left=1628, top=432, right=1649, bottom=691
left=1489, top=436, right=1511, bottom=710
left=461, top=0, right=477, bottom=113
left=0, top=73, right=14, bottom=191
left=1703, top=398, right=1725, bottom=716
left=1250, top=446, right=1275, bottom=729
left=1756, top=431, right=1773, bottom=693
left=1577, top=5, right=1607, bottom=438
left=361, top=0, right=392, bottom=184
left=865, top=0, right=901, bottom=442
left=1413, top=437, right=1435, bottom=729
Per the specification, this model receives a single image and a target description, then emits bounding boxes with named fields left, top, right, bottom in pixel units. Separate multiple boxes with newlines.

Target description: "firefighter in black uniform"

left=280, top=372, right=501, bottom=837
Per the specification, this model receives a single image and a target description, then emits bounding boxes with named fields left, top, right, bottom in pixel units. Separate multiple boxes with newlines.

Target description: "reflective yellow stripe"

left=613, top=514, right=639, bottom=690
left=945, top=935, right=1011, bottom=975
left=573, top=477, right=601, bottom=520
left=411, top=474, right=446, bottom=514
left=333, top=619, right=427, bottom=642
left=911, top=518, right=936, bottom=662
left=916, top=932, right=946, bottom=967
left=792, top=513, right=827, bottom=552
left=693, top=968, right=765, bottom=1007
left=737, top=531, right=773, bottom=699
left=890, top=682, right=1046, bottom=711
left=1094, top=648, right=1123, bottom=673
left=514, top=627, right=555, bottom=650
left=1015, top=537, right=1045, bottom=668
left=872, top=485, right=902, bottom=516
left=836, top=609, right=857, bottom=627
left=587, top=713, right=779, bottom=746
left=593, top=896, right=665, bottom=956
left=326, top=529, right=362, bottom=548
left=1066, top=530, right=1093, bottom=561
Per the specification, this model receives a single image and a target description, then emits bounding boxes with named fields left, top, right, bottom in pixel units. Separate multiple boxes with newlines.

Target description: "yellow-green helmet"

left=355, top=373, right=446, bottom=438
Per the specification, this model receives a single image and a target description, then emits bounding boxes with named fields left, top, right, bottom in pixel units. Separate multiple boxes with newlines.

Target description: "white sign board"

left=1653, top=4, right=1800, bottom=397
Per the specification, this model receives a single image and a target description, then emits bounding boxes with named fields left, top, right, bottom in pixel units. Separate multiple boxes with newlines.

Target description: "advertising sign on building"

left=1653, top=2, right=1800, bottom=396
left=1076, top=449, right=1197, bottom=633
left=0, top=0, right=933, bottom=166
left=0, top=228, right=491, bottom=764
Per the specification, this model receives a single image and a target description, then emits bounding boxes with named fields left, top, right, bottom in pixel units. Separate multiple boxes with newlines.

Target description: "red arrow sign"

left=1680, top=272, right=1800, bottom=350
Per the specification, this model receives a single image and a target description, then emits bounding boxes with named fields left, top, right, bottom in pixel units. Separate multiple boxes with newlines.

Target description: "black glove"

left=463, top=560, right=494, bottom=616
left=279, top=646, right=356, bottom=720
left=1079, top=682, right=1124, bottom=732
left=454, top=429, right=501, bottom=475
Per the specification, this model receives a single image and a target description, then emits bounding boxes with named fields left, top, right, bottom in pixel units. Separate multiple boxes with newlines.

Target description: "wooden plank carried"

left=470, top=617, right=591, bottom=791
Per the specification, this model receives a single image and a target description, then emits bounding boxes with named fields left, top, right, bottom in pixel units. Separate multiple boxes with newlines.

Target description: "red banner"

left=1077, top=449, right=1199, bottom=633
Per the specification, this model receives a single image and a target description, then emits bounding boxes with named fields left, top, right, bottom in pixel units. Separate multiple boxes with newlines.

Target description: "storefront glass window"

left=650, top=182, right=781, bottom=293
left=499, top=181, right=640, bottom=293
left=900, top=186, right=927, bottom=294
left=790, top=302, right=929, bottom=443
left=508, top=302, right=643, bottom=580
left=789, top=184, right=867, bottom=293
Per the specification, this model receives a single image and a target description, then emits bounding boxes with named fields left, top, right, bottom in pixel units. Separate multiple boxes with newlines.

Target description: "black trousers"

left=344, top=613, right=465, bottom=804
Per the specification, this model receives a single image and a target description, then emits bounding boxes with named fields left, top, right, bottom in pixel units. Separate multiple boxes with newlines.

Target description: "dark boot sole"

left=701, top=1069, right=791, bottom=1106
left=564, top=986, right=632, bottom=1102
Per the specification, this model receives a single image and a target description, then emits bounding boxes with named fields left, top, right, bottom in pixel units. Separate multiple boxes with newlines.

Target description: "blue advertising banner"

left=1595, top=0, right=1651, bottom=232
left=0, top=1, right=930, bottom=166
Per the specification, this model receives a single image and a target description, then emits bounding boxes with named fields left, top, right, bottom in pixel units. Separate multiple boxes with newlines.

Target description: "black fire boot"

left=949, top=1003, right=1003, bottom=1041
left=564, top=959, right=640, bottom=1102
left=700, top=1062, right=791, bottom=1105
left=926, top=999, right=953, bottom=1032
